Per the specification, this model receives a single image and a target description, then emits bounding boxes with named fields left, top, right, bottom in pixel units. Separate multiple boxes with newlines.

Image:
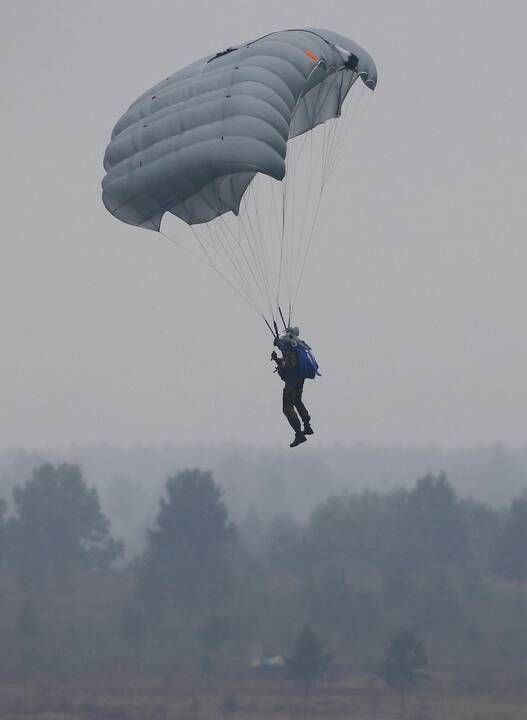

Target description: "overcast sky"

left=1, top=0, right=526, bottom=450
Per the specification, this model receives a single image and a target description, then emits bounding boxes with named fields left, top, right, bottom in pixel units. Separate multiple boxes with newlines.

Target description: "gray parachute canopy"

left=102, top=28, right=377, bottom=231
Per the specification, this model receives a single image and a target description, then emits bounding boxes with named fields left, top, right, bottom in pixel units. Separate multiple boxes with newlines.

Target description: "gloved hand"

left=271, top=351, right=278, bottom=362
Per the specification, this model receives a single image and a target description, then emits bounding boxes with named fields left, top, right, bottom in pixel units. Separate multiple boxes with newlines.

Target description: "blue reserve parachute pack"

left=297, top=343, right=321, bottom=380
left=275, top=326, right=321, bottom=380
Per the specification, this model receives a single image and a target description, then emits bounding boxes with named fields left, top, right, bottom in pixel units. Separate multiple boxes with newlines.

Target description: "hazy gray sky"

left=1, top=0, right=526, bottom=450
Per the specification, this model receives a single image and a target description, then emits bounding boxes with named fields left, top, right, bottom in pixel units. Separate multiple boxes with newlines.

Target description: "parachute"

left=102, top=28, right=377, bottom=330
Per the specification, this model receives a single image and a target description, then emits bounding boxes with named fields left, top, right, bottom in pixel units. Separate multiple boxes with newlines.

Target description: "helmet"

left=279, top=327, right=300, bottom=347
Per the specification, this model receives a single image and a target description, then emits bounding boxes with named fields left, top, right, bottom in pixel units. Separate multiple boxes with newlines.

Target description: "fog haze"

left=2, top=0, right=526, bottom=449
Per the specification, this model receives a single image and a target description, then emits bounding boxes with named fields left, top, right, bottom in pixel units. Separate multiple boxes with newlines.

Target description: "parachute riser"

left=263, top=306, right=290, bottom=340
left=264, top=317, right=277, bottom=338
left=278, top=306, right=288, bottom=331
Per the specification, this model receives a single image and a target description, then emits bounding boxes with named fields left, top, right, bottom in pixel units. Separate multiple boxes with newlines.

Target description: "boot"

left=303, top=423, right=314, bottom=435
left=290, top=432, right=307, bottom=448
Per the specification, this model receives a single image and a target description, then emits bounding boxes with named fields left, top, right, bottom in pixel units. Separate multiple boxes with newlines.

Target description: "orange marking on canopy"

left=305, top=50, right=318, bottom=62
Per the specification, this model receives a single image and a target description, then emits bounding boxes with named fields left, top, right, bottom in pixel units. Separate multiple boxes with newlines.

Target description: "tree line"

left=0, top=462, right=526, bottom=684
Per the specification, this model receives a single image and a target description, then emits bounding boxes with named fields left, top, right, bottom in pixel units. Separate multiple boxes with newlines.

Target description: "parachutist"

left=102, top=29, right=374, bottom=444
left=271, top=327, right=318, bottom=448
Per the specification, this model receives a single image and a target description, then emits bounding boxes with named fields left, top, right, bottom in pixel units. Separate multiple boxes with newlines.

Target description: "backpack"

left=296, top=344, right=321, bottom=380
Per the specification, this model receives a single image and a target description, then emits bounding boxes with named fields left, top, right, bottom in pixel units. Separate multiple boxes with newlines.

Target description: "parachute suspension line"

left=282, top=127, right=300, bottom=312
left=246, top=175, right=280, bottom=319
left=331, top=83, right=371, bottom=177
left=201, top=224, right=246, bottom=298
left=159, top=228, right=214, bottom=270
left=289, top=72, right=357, bottom=315
left=255, top=176, right=282, bottom=322
left=277, top=162, right=287, bottom=309
left=280, top=68, right=342, bottom=316
left=269, top=175, right=283, bottom=312
left=176, top=186, right=262, bottom=313
left=216, top=213, right=273, bottom=320
left=325, top=79, right=360, bottom=177
left=197, top=191, right=269, bottom=315
left=320, top=79, right=342, bottom=187
left=216, top=213, right=261, bottom=308
left=287, top=84, right=326, bottom=314
left=189, top=176, right=279, bottom=321
left=209, top=220, right=261, bottom=311
left=193, top=221, right=277, bottom=329
left=284, top=126, right=305, bottom=305
left=291, top=187, right=324, bottom=314
left=193, top=225, right=260, bottom=314
left=159, top=226, right=258, bottom=315
left=293, top=123, right=316, bottom=299
left=244, top=180, right=274, bottom=315
left=201, top=219, right=259, bottom=311
left=256, top=177, right=282, bottom=318
left=241, top=212, right=273, bottom=316
left=232, top=212, right=268, bottom=310
left=289, top=122, right=313, bottom=305
left=237, top=183, right=276, bottom=321
left=284, top=141, right=297, bottom=310
left=220, top=207, right=278, bottom=323
left=325, top=78, right=368, bottom=180
left=323, top=93, right=354, bottom=180
left=235, top=204, right=267, bottom=311
left=313, top=71, right=341, bottom=187
left=286, top=125, right=310, bottom=305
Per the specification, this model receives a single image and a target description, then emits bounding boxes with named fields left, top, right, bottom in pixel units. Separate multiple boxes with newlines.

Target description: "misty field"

left=2, top=464, right=527, bottom=720
left=2, top=672, right=526, bottom=720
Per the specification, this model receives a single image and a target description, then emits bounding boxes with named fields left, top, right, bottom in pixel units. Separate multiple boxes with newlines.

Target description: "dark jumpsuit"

left=277, top=348, right=311, bottom=434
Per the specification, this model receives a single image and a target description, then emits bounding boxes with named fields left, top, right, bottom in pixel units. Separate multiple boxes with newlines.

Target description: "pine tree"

left=286, top=625, right=331, bottom=697
left=377, top=629, right=429, bottom=706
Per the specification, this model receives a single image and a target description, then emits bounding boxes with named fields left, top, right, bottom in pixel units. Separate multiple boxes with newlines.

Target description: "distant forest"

left=1, top=443, right=527, bottom=556
left=0, top=451, right=526, bottom=682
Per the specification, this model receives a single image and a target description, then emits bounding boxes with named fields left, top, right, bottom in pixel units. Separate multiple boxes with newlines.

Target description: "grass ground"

left=1, top=672, right=526, bottom=720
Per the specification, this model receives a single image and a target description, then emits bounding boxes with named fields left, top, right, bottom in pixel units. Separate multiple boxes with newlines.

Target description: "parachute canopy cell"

left=102, top=28, right=377, bottom=231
